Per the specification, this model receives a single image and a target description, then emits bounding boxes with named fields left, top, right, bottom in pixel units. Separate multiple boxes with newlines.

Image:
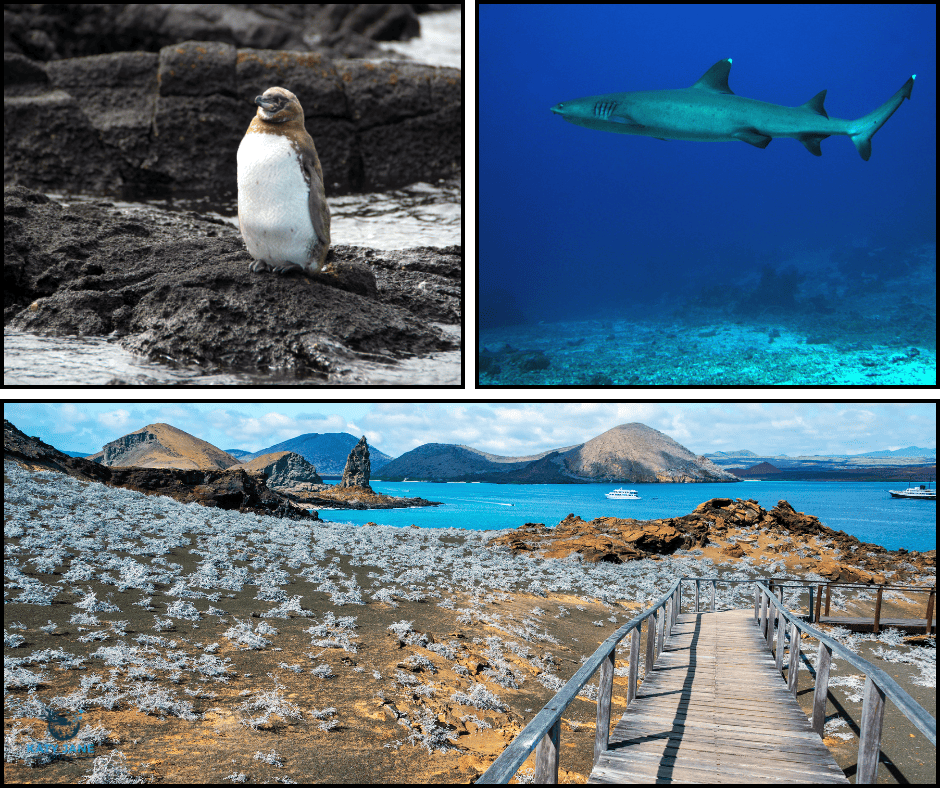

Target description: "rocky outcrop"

left=103, top=467, right=315, bottom=520
left=4, top=419, right=314, bottom=520
left=489, top=497, right=935, bottom=580
left=491, top=513, right=704, bottom=564
left=234, top=451, right=324, bottom=493
left=340, top=436, right=372, bottom=489
left=87, top=423, right=241, bottom=470
left=4, top=34, right=459, bottom=198
left=290, top=485, right=441, bottom=511
left=4, top=187, right=460, bottom=381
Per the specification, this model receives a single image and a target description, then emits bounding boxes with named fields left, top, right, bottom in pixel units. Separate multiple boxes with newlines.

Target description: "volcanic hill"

left=87, top=423, right=241, bottom=470
left=378, top=422, right=737, bottom=484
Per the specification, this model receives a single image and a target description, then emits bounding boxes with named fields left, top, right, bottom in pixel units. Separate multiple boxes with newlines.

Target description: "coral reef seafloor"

left=480, top=244, right=935, bottom=386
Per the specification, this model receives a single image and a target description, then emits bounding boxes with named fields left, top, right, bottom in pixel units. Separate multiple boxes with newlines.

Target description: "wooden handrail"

left=477, top=579, right=681, bottom=784
left=479, top=578, right=934, bottom=784
left=755, top=581, right=936, bottom=784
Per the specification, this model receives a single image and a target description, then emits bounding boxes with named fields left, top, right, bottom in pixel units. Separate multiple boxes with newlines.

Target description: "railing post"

left=753, top=584, right=760, bottom=622
left=710, top=579, right=716, bottom=612
left=657, top=601, right=666, bottom=660
left=856, top=675, right=887, bottom=783
left=695, top=578, right=700, bottom=613
left=787, top=619, right=800, bottom=695
left=811, top=639, right=833, bottom=737
left=807, top=585, right=814, bottom=622
left=765, top=595, right=775, bottom=648
left=873, top=585, right=884, bottom=635
left=926, top=587, right=935, bottom=637
left=534, top=719, right=560, bottom=783
left=594, top=648, right=614, bottom=766
left=627, top=626, right=641, bottom=706
left=814, top=584, right=823, bottom=623
left=775, top=604, right=786, bottom=670
left=760, top=591, right=769, bottom=639
left=645, top=612, right=656, bottom=675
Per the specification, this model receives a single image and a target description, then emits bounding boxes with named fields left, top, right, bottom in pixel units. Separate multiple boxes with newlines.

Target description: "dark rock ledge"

left=4, top=187, right=461, bottom=379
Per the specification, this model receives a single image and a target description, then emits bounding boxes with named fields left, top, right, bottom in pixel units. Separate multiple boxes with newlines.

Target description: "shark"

left=550, top=59, right=915, bottom=160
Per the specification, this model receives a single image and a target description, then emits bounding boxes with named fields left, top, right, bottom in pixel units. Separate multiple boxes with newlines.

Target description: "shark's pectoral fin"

left=609, top=110, right=641, bottom=127
left=797, top=134, right=830, bottom=156
left=733, top=129, right=772, bottom=149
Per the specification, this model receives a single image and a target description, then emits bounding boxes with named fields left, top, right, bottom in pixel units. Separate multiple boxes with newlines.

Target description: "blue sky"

left=5, top=402, right=934, bottom=459
left=479, top=4, right=936, bottom=324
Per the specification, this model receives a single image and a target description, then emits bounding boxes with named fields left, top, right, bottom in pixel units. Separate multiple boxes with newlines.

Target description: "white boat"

left=606, top=488, right=640, bottom=500
left=888, top=482, right=936, bottom=500
left=740, top=478, right=761, bottom=482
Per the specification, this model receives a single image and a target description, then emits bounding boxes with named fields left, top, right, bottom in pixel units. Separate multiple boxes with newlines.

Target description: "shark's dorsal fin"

left=692, top=59, right=735, bottom=95
left=802, top=90, right=829, bottom=119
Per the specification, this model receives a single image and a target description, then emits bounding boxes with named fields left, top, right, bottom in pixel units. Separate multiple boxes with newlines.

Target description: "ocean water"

left=478, top=5, right=936, bottom=386
left=319, top=480, right=937, bottom=553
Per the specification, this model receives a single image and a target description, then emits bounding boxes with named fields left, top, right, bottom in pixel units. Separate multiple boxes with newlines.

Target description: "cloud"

left=97, top=410, right=134, bottom=431
left=198, top=409, right=352, bottom=452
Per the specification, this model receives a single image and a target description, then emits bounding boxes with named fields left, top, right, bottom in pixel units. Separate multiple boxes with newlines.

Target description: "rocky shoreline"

left=490, top=496, right=935, bottom=584
left=5, top=188, right=461, bottom=381
left=285, top=484, right=442, bottom=511
left=4, top=419, right=442, bottom=516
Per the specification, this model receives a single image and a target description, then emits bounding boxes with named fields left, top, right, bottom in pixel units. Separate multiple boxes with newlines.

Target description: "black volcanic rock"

left=235, top=451, right=325, bottom=492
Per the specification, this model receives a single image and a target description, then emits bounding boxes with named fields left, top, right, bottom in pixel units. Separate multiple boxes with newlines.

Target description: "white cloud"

left=97, top=410, right=133, bottom=431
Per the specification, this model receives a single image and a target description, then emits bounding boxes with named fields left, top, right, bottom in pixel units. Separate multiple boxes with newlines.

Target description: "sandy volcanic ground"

left=3, top=462, right=935, bottom=784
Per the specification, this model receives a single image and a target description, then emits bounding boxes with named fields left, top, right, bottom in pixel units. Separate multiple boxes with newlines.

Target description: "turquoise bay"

left=316, top=480, right=936, bottom=553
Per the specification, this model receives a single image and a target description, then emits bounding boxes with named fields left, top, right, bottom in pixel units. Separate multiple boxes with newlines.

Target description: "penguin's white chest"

left=237, top=133, right=316, bottom=266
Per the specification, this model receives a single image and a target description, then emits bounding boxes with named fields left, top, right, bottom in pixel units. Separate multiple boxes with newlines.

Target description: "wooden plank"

left=589, top=609, right=849, bottom=784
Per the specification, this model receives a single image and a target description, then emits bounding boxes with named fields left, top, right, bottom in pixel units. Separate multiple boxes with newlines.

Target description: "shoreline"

left=4, top=462, right=934, bottom=784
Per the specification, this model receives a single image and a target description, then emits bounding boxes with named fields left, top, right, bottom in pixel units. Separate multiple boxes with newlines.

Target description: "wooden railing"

left=755, top=581, right=936, bottom=784
left=479, top=577, right=936, bottom=784
left=477, top=579, right=681, bottom=784
left=808, top=581, right=936, bottom=634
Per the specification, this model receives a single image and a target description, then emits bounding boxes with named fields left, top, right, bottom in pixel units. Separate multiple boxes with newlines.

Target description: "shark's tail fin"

left=849, top=75, right=915, bottom=160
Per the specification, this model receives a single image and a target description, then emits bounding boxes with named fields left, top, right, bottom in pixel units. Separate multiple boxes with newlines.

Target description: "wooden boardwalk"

left=590, top=609, right=849, bottom=784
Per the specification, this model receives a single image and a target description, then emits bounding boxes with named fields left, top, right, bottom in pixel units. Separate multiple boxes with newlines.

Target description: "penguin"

left=237, top=87, right=331, bottom=275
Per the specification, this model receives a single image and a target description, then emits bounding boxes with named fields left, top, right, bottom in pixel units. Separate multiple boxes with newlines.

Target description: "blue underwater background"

left=478, top=4, right=936, bottom=386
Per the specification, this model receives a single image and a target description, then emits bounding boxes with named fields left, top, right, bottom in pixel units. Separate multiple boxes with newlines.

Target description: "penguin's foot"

left=249, top=259, right=304, bottom=274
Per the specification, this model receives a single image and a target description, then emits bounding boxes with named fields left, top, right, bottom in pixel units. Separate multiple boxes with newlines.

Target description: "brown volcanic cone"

left=86, top=422, right=240, bottom=470
left=563, top=422, right=737, bottom=483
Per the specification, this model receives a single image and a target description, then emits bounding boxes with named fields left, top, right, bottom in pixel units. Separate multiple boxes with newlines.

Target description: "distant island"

left=708, top=447, right=936, bottom=482
left=376, top=423, right=737, bottom=484
left=20, top=418, right=937, bottom=486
